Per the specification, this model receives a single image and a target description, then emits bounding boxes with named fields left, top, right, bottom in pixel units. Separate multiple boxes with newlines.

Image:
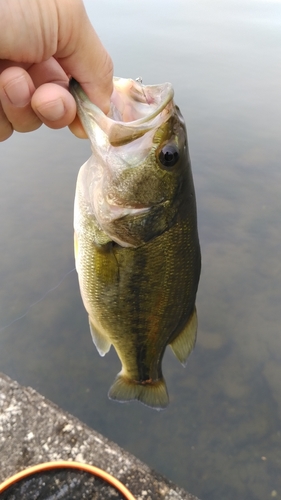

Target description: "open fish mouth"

left=71, top=77, right=181, bottom=247
left=69, top=77, right=175, bottom=146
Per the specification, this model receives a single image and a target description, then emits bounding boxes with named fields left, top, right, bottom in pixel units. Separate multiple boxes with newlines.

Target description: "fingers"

left=28, top=58, right=77, bottom=131
left=0, top=63, right=78, bottom=141
left=0, top=66, right=40, bottom=141
left=31, top=83, right=76, bottom=130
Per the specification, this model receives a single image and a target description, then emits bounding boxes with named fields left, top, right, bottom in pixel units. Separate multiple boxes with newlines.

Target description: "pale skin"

left=0, top=0, right=113, bottom=141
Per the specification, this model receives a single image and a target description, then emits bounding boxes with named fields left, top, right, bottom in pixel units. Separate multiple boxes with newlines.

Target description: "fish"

left=69, top=77, right=201, bottom=410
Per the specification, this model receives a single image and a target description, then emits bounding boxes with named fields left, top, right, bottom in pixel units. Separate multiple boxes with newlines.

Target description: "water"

left=0, top=1, right=281, bottom=498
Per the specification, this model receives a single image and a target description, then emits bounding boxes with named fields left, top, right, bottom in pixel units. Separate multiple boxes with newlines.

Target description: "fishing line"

left=135, top=76, right=149, bottom=104
left=0, top=267, right=75, bottom=333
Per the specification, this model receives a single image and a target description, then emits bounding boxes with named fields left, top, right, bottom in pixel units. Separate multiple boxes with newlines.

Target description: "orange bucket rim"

left=0, top=460, right=136, bottom=500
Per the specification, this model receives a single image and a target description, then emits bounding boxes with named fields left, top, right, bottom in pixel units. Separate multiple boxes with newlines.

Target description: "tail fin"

left=108, top=373, right=169, bottom=410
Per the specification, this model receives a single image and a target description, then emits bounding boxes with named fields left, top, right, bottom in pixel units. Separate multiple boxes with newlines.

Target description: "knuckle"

left=0, top=122, right=13, bottom=141
left=0, top=105, right=13, bottom=142
left=13, top=118, right=42, bottom=133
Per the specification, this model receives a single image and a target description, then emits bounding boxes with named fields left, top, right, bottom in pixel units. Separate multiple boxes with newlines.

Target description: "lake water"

left=0, top=1, right=281, bottom=499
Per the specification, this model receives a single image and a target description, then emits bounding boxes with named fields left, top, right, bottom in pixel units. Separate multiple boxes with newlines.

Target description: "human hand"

left=0, top=0, right=113, bottom=141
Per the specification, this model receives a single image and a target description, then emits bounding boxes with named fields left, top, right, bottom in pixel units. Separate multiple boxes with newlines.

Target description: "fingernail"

left=3, top=76, right=31, bottom=107
left=37, top=98, right=65, bottom=121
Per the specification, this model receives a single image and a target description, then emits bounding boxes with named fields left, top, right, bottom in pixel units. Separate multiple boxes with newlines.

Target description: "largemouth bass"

left=70, top=77, right=201, bottom=410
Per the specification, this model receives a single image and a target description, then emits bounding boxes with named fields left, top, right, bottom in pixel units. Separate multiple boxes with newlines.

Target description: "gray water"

left=0, top=1, right=281, bottom=499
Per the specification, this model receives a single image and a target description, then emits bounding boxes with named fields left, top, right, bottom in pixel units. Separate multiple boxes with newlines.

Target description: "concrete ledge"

left=0, top=373, right=200, bottom=499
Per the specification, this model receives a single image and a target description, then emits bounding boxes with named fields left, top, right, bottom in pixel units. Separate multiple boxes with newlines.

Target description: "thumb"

left=55, top=1, right=113, bottom=114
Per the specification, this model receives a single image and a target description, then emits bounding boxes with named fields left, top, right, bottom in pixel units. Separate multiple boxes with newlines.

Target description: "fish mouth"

left=69, top=77, right=174, bottom=146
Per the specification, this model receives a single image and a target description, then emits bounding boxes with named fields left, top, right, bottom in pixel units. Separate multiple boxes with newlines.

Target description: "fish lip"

left=103, top=195, right=169, bottom=222
left=94, top=189, right=153, bottom=226
left=69, top=77, right=174, bottom=145
left=105, top=192, right=153, bottom=212
left=104, top=203, right=150, bottom=222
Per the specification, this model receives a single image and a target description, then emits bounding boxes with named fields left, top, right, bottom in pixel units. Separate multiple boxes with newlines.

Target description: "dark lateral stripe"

left=127, top=249, right=151, bottom=382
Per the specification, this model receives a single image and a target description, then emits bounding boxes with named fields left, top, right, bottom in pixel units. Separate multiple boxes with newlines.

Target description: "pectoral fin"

left=89, top=317, right=111, bottom=357
left=169, top=307, right=198, bottom=366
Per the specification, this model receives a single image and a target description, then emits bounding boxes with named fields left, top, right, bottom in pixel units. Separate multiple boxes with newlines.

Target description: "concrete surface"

left=0, top=372, right=200, bottom=500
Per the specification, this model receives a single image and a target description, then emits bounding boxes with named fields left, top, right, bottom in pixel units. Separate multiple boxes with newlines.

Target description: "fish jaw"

left=69, top=77, right=174, bottom=146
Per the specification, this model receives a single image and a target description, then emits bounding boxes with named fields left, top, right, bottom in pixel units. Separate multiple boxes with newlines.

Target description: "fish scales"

left=70, top=77, right=201, bottom=409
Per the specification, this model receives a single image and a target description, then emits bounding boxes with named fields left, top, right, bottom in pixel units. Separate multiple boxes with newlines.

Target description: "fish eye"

left=158, top=144, right=179, bottom=168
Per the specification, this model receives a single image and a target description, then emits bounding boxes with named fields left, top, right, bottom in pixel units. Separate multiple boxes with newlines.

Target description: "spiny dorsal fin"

left=169, top=307, right=198, bottom=366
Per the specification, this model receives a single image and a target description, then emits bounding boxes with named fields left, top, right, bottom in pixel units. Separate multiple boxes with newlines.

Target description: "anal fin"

left=169, top=307, right=198, bottom=366
left=89, top=317, right=111, bottom=357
